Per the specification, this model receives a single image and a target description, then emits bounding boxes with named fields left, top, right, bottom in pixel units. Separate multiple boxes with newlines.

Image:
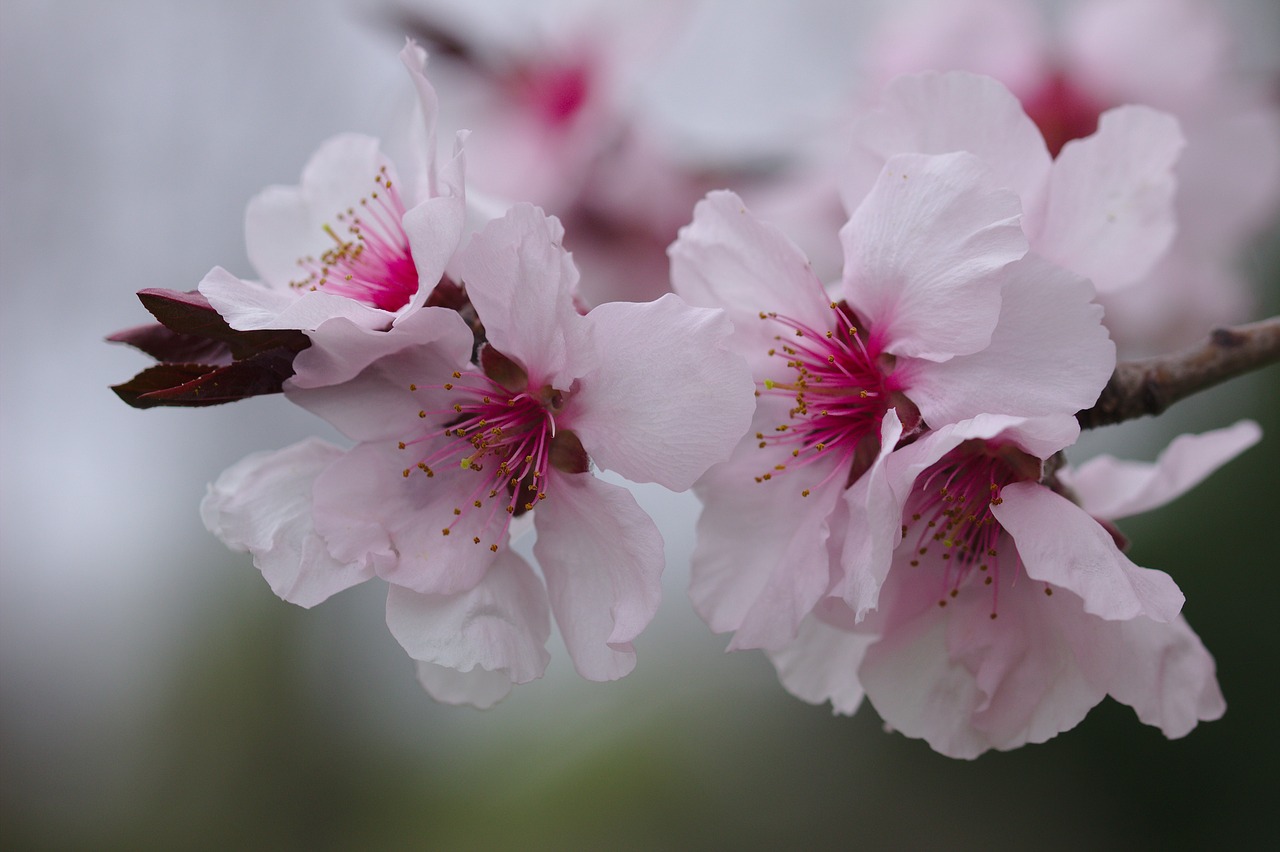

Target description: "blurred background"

left=2, top=1, right=1278, bottom=848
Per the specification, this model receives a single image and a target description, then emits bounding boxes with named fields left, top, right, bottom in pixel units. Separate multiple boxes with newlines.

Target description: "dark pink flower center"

left=397, top=351, right=584, bottom=551
left=753, top=301, right=902, bottom=495
left=509, top=58, right=593, bottom=129
left=902, top=440, right=1044, bottom=618
left=291, top=166, right=419, bottom=311
left=1020, top=71, right=1108, bottom=158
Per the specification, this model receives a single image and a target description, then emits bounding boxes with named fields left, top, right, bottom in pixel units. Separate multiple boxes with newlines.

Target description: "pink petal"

left=1063, top=0, right=1225, bottom=108
left=727, top=468, right=849, bottom=652
left=452, top=204, right=582, bottom=389
left=568, top=294, right=755, bottom=491
left=286, top=309, right=473, bottom=441
left=311, top=441, right=501, bottom=596
left=766, top=616, right=876, bottom=715
left=860, top=555, right=1105, bottom=757
left=1062, top=420, right=1261, bottom=520
left=838, top=410, right=907, bottom=620
left=386, top=548, right=551, bottom=701
left=199, top=438, right=373, bottom=608
left=198, top=266, right=385, bottom=332
left=669, top=190, right=834, bottom=355
left=842, top=152, right=1026, bottom=362
left=1090, top=614, right=1226, bottom=738
left=868, top=0, right=1049, bottom=96
left=532, top=472, right=663, bottom=681
left=902, top=253, right=1114, bottom=425
left=992, top=482, right=1184, bottom=622
left=1035, top=106, right=1183, bottom=293
left=843, top=71, right=1052, bottom=219
left=245, top=134, right=394, bottom=289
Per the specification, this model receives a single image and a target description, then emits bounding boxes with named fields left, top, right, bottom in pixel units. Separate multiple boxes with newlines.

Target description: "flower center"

left=1020, top=71, right=1107, bottom=158
left=753, top=301, right=898, bottom=494
left=291, top=166, right=420, bottom=311
left=397, top=348, right=585, bottom=551
left=509, top=57, right=593, bottom=129
left=902, top=440, right=1044, bottom=618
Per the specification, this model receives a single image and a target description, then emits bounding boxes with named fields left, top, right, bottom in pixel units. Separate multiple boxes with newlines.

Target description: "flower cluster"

left=110, top=1, right=1277, bottom=756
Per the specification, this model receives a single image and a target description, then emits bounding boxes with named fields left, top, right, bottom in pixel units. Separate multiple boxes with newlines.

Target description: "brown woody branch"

left=1078, top=316, right=1280, bottom=429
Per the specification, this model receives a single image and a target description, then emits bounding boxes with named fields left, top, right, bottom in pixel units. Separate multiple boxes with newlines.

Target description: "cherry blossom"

left=768, top=418, right=1260, bottom=757
left=669, top=151, right=1114, bottom=652
left=865, top=0, right=1280, bottom=353
left=841, top=71, right=1185, bottom=313
left=197, top=42, right=468, bottom=333
left=401, top=0, right=710, bottom=305
left=202, top=203, right=753, bottom=705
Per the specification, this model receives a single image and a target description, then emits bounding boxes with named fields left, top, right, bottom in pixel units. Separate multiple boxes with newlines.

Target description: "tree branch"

left=1078, top=316, right=1280, bottom=429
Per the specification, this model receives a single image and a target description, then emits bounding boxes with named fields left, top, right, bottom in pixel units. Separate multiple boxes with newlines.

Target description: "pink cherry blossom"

left=197, top=42, right=468, bottom=333
left=864, top=0, right=1280, bottom=354
left=841, top=71, right=1185, bottom=308
left=768, top=418, right=1260, bottom=758
left=405, top=1, right=710, bottom=306
left=669, top=151, right=1114, bottom=652
left=202, top=203, right=754, bottom=705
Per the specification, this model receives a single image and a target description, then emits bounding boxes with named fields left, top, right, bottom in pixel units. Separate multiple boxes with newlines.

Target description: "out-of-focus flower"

left=669, top=151, right=1114, bottom=652
left=198, top=42, right=467, bottom=333
left=202, top=204, right=754, bottom=706
left=769, top=419, right=1260, bottom=757
left=866, top=0, right=1280, bottom=354
left=842, top=71, right=1184, bottom=330
left=398, top=0, right=715, bottom=305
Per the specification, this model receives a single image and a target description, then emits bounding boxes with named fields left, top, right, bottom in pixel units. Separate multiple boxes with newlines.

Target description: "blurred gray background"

left=2, top=1, right=1278, bottom=848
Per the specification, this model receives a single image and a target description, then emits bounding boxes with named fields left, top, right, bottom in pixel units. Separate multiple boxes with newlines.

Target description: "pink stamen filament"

left=398, top=372, right=556, bottom=549
left=290, top=167, right=420, bottom=312
left=754, top=303, right=892, bottom=488
left=905, top=445, right=1031, bottom=618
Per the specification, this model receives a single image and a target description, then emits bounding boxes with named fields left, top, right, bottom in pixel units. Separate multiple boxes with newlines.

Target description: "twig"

left=1078, top=316, right=1280, bottom=429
